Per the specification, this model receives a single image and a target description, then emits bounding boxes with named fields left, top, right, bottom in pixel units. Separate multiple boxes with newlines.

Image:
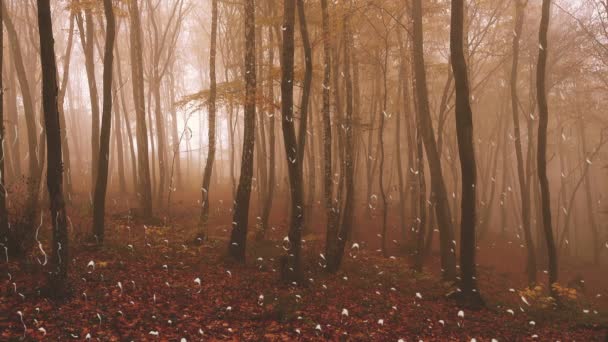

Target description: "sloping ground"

left=1, top=201, right=607, bottom=341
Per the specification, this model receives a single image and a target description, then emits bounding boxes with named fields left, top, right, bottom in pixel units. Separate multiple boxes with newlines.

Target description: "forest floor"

left=1, top=192, right=607, bottom=341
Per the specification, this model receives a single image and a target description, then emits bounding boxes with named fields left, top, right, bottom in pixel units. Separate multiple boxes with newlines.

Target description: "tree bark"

left=200, top=0, right=218, bottom=234
left=378, top=48, right=389, bottom=258
left=2, top=0, right=41, bottom=255
left=38, top=0, right=69, bottom=298
left=58, top=14, right=75, bottom=198
left=510, top=0, right=537, bottom=285
left=450, top=0, right=483, bottom=307
left=411, top=0, right=457, bottom=280
left=128, top=0, right=153, bottom=217
left=536, top=0, right=558, bottom=298
left=0, top=1, right=6, bottom=247
left=279, top=0, right=304, bottom=282
left=296, top=0, right=312, bottom=166
left=260, top=21, right=276, bottom=239
left=114, top=42, right=138, bottom=192
left=92, top=0, right=116, bottom=245
left=228, top=0, right=256, bottom=262
left=321, top=0, right=338, bottom=272
left=332, top=12, right=356, bottom=271
left=76, top=9, right=101, bottom=191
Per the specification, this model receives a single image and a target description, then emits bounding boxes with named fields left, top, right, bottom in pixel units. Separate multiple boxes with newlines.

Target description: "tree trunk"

left=228, top=0, right=256, bottom=262
left=128, top=0, right=153, bottom=217
left=2, top=1, right=41, bottom=255
left=260, top=21, right=276, bottom=239
left=450, top=0, right=483, bottom=307
left=414, top=118, right=427, bottom=272
left=576, top=118, right=600, bottom=265
left=279, top=0, right=304, bottom=282
left=151, top=79, right=167, bottom=208
left=112, top=78, right=126, bottom=192
left=92, top=0, right=116, bottom=245
left=200, top=0, right=218, bottom=234
left=379, top=49, right=389, bottom=258
left=320, top=0, right=337, bottom=273
left=332, top=12, right=356, bottom=271
left=115, top=42, right=138, bottom=192
left=76, top=9, right=101, bottom=191
left=396, top=32, right=408, bottom=242
left=536, top=0, right=558, bottom=298
left=411, top=0, right=457, bottom=280
left=58, top=14, right=75, bottom=198
left=296, top=0, right=311, bottom=165
left=510, top=0, right=537, bottom=285
left=168, top=71, right=182, bottom=190
left=38, top=0, right=69, bottom=298
left=0, top=1, right=6, bottom=247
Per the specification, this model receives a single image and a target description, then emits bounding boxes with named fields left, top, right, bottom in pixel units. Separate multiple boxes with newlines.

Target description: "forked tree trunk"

left=38, top=0, right=69, bottom=298
left=92, top=0, right=116, bottom=245
left=536, top=0, right=558, bottom=298
left=228, top=0, right=256, bottom=262
left=411, top=0, right=456, bottom=280
left=76, top=9, right=101, bottom=191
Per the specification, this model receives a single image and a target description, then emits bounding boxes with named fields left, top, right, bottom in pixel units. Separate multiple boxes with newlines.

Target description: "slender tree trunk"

left=128, top=0, right=153, bottom=217
left=414, top=120, right=427, bottom=272
left=396, top=33, right=407, bottom=242
left=112, top=79, right=126, bottom=192
left=76, top=9, right=101, bottom=191
left=279, top=0, right=304, bottom=282
left=2, top=1, right=40, bottom=255
left=379, top=49, right=389, bottom=258
left=329, top=11, right=355, bottom=272
left=450, top=0, right=483, bottom=306
left=510, top=0, right=537, bottom=285
left=114, top=43, right=138, bottom=192
left=320, top=0, right=338, bottom=273
left=260, top=22, right=276, bottom=239
left=58, top=14, right=75, bottom=198
left=536, top=0, right=558, bottom=298
left=411, top=0, right=456, bottom=280
left=92, top=0, right=115, bottom=245
left=6, top=51, right=21, bottom=180
left=296, top=0, right=311, bottom=165
left=38, top=0, right=69, bottom=298
left=151, top=79, right=167, bottom=208
left=228, top=0, right=256, bottom=262
left=576, top=118, right=600, bottom=265
left=200, top=0, right=218, bottom=234
left=0, top=1, right=6, bottom=247
left=168, top=71, right=182, bottom=190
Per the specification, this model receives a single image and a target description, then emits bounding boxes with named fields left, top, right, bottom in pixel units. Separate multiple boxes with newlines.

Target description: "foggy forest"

left=0, top=0, right=607, bottom=340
